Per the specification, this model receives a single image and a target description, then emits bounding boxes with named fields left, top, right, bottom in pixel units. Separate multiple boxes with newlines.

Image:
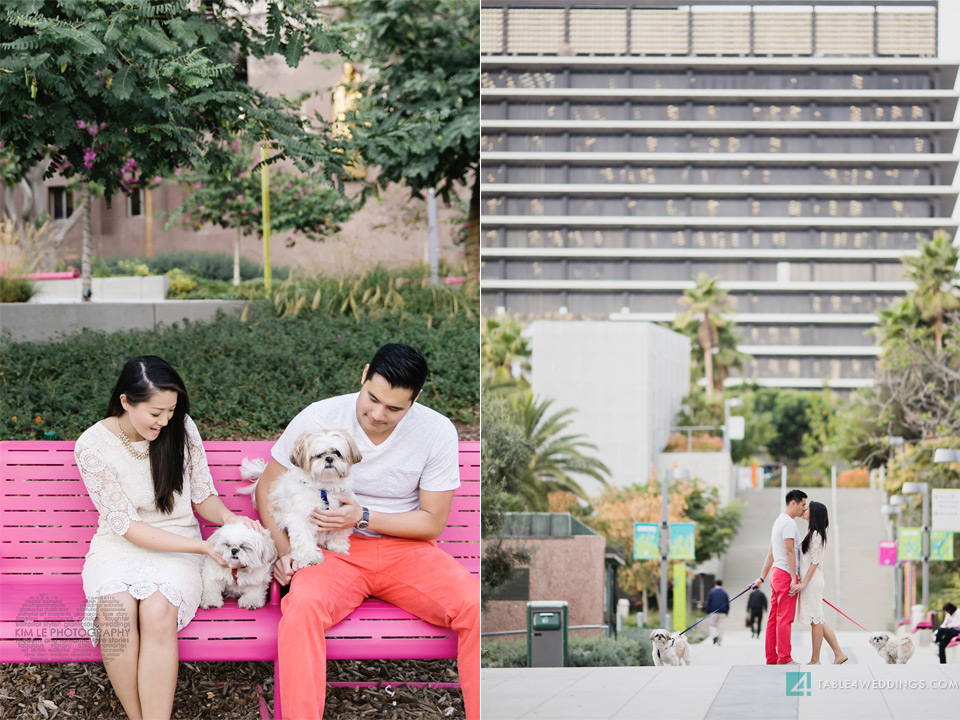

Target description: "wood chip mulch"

left=0, top=658, right=464, bottom=719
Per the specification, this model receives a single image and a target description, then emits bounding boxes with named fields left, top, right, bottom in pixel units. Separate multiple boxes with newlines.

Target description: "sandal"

left=834, top=655, right=848, bottom=665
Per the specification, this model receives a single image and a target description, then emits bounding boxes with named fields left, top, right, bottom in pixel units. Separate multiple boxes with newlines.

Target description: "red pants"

left=765, top=567, right=798, bottom=664
left=278, top=536, right=480, bottom=719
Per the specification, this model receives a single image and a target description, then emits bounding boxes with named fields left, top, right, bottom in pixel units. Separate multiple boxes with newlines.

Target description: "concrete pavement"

left=481, top=631, right=960, bottom=720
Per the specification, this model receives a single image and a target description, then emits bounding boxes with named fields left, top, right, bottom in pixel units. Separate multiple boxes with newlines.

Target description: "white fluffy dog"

left=869, top=632, right=915, bottom=664
left=241, top=430, right=362, bottom=568
left=650, top=629, right=692, bottom=666
left=200, top=523, right=277, bottom=610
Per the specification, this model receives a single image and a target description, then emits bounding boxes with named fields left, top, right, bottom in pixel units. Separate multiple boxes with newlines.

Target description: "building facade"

left=480, top=0, right=959, bottom=389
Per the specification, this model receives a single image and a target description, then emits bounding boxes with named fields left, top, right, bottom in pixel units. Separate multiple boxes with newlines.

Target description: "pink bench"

left=0, top=439, right=480, bottom=719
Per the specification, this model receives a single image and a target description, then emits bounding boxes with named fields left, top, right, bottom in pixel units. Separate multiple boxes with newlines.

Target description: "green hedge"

left=1, top=306, right=478, bottom=441
left=92, top=251, right=290, bottom=282
left=481, top=632, right=653, bottom=668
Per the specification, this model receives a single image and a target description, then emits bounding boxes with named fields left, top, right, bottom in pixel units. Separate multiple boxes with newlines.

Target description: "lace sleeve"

left=810, top=531, right=824, bottom=566
left=75, top=442, right=141, bottom=536
left=185, top=416, right=217, bottom=504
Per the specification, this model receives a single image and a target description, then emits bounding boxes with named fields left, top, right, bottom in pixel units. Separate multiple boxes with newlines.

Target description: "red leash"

left=823, top=599, right=869, bottom=631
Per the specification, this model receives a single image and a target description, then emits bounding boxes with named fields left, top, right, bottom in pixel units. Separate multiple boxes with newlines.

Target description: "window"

left=48, top=187, right=73, bottom=220
left=128, top=189, right=144, bottom=217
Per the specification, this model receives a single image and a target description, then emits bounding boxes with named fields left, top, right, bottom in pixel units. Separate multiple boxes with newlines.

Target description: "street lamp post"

left=881, top=501, right=903, bottom=621
left=901, top=481, right=930, bottom=611
left=661, top=466, right=691, bottom=632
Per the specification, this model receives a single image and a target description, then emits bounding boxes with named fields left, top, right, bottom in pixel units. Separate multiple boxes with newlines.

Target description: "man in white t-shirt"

left=254, top=344, right=479, bottom=719
left=751, top=489, right=807, bottom=665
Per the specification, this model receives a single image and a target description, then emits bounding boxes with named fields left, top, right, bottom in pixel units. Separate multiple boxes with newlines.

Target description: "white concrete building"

left=529, top=320, right=690, bottom=496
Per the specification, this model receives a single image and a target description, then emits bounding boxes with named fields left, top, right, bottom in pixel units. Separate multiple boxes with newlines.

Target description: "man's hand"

left=273, top=553, right=299, bottom=586
left=789, top=580, right=801, bottom=597
left=311, top=494, right=364, bottom=531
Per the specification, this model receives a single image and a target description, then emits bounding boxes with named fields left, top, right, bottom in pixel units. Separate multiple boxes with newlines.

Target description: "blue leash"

left=676, top=583, right=755, bottom=638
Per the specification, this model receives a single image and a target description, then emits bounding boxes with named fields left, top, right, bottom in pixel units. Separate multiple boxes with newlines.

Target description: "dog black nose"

left=325, top=457, right=334, bottom=465
left=231, top=548, right=239, bottom=556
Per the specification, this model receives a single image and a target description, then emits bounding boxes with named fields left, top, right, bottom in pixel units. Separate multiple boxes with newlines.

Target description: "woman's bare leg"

left=808, top=623, right=824, bottom=664
left=137, top=593, right=180, bottom=719
left=822, top=622, right=847, bottom=663
left=97, top=592, right=143, bottom=720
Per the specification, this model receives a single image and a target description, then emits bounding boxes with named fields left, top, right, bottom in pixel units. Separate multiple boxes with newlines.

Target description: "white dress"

left=798, top=530, right=826, bottom=625
left=75, top=415, right=217, bottom=646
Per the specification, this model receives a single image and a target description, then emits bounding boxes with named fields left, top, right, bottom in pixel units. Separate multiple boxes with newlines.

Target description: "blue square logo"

left=786, top=671, right=812, bottom=696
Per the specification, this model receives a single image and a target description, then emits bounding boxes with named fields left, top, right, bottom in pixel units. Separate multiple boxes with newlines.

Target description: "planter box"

left=28, top=275, right=170, bottom=302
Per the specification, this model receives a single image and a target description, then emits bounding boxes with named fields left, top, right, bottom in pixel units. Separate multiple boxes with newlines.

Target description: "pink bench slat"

left=1, top=439, right=479, bottom=678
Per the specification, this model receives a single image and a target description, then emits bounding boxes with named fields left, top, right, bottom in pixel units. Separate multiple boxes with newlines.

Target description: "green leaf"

left=113, top=65, right=136, bottom=100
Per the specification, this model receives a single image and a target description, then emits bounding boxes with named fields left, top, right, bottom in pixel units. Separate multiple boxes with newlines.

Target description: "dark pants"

left=750, top=610, right=764, bottom=637
left=934, top=627, right=960, bottom=664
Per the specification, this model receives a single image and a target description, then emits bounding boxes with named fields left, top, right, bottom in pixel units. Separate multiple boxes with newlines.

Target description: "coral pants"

left=765, top=567, right=798, bottom=664
left=278, top=536, right=480, bottom=719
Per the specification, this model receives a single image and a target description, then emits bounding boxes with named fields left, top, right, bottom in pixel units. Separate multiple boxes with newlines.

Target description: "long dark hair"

left=801, top=501, right=829, bottom=554
left=106, top=356, right=190, bottom=514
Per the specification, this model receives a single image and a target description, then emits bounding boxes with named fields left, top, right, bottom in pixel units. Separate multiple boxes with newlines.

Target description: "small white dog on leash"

left=869, top=632, right=915, bottom=664
left=200, top=522, right=277, bottom=610
left=650, top=629, right=692, bottom=666
left=240, top=429, right=362, bottom=568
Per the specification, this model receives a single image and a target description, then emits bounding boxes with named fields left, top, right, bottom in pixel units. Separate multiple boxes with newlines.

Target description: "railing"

left=667, top=425, right=723, bottom=453
left=480, top=1, right=938, bottom=59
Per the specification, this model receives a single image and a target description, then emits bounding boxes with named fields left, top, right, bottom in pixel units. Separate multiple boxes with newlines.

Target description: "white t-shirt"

left=770, top=512, right=802, bottom=577
left=271, top=392, right=460, bottom=520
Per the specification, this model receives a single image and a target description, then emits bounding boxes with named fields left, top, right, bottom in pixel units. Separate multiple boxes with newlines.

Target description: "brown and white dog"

left=650, top=628, right=692, bottom=666
left=240, top=429, right=362, bottom=568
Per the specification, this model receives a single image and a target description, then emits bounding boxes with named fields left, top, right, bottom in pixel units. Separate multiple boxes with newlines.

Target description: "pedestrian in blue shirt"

left=705, top=579, right=731, bottom=646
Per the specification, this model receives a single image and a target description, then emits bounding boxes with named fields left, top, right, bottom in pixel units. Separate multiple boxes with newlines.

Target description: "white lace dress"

left=798, top=530, right=826, bottom=625
left=75, top=415, right=217, bottom=646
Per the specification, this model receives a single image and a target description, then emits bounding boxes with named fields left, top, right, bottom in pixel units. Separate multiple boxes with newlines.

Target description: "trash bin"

left=526, top=601, right=568, bottom=667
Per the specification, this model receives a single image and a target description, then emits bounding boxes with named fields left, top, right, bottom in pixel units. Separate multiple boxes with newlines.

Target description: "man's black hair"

left=366, top=343, right=429, bottom=398
left=785, top=489, right=808, bottom=506
left=715, top=579, right=723, bottom=586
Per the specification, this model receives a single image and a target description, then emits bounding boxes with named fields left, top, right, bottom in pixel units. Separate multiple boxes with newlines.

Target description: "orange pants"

left=278, top=536, right=480, bottom=719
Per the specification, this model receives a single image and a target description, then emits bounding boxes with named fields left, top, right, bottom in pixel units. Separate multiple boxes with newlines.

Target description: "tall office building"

left=480, top=0, right=959, bottom=389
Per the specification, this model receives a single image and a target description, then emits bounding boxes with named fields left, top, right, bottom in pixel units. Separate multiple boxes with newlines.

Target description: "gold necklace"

left=117, top=419, right=149, bottom=460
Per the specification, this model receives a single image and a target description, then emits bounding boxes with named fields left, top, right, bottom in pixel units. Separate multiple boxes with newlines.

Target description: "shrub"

left=1, top=306, right=478, bottom=440
left=93, top=251, right=289, bottom=282
left=0, top=275, right=36, bottom=303
left=837, top=468, right=870, bottom=488
left=165, top=268, right=199, bottom=295
left=481, top=632, right=653, bottom=668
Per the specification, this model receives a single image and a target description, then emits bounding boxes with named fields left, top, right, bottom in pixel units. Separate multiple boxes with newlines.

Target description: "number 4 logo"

left=786, top=671, right=813, bottom=696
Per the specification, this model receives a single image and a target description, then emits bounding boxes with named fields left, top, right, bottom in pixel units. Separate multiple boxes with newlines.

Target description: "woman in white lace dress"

left=76, top=356, right=262, bottom=720
left=791, top=501, right=848, bottom=665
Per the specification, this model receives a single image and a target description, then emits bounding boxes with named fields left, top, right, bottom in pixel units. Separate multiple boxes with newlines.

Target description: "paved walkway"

left=481, top=631, right=960, bottom=720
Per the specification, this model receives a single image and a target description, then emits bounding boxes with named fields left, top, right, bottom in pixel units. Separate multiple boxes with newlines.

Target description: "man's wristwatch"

left=356, top=507, right=369, bottom=530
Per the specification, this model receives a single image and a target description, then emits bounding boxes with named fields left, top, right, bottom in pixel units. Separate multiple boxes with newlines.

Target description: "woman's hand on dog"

left=223, top=513, right=264, bottom=534
left=273, top=554, right=299, bottom=586
left=311, top=494, right=364, bottom=531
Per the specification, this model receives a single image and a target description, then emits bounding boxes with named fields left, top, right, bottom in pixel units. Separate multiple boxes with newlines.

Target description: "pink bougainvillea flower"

left=76, top=120, right=86, bottom=129
left=174, top=168, right=183, bottom=176
left=236, top=194, right=244, bottom=201
left=195, top=182, right=203, bottom=189
left=284, top=182, right=293, bottom=189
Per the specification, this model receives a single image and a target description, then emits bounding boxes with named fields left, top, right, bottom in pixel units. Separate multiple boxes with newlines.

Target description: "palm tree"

left=509, top=391, right=610, bottom=510
left=677, top=274, right=732, bottom=400
left=903, top=231, right=960, bottom=354
left=482, top=317, right=531, bottom=392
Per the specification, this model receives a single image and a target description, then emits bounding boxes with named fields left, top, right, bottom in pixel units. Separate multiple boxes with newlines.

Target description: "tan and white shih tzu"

left=200, top=522, right=277, bottom=610
left=868, top=631, right=915, bottom=664
left=650, top=629, right=692, bottom=666
left=240, top=429, right=362, bottom=568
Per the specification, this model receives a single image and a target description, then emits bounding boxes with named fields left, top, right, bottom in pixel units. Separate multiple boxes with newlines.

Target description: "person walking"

left=934, top=602, right=960, bottom=664
left=705, top=579, right=730, bottom=646
left=747, top=587, right=768, bottom=639
left=751, top=489, right=807, bottom=665
left=791, top=501, right=847, bottom=665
